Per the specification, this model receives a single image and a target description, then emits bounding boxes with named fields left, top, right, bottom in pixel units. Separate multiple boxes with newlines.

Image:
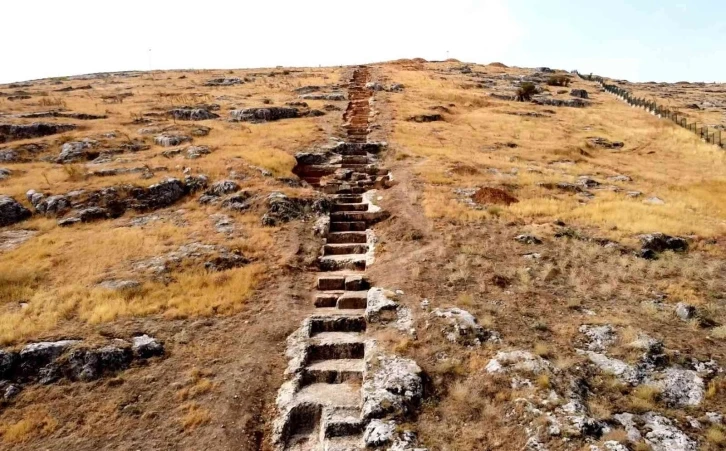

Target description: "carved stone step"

left=319, top=254, right=367, bottom=271
left=309, top=316, right=366, bottom=335
left=330, top=221, right=366, bottom=232
left=332, top=203, right=368, bottom=212
left=323, top=244, right=368, bottom=255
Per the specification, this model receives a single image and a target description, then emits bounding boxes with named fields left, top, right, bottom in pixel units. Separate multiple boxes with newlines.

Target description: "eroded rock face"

left=0, top=196, right=32, bottom=227
left=430, top=307, right=496, bottom=346
left=204, top=77, right=243, bottom=86
left=2, top=336, right=163, bottom=386
left=229, top=107, right=300, bottom=123
left=0, top=122, right=76, bottom=143
left=362, top=355, right=423, bottom=420
left=261, top=192, right=331, bottom=226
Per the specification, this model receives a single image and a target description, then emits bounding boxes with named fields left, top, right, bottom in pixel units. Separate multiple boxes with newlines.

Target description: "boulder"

left=76, top=206, right=109, bottom=223
left=206, top=180, right=239, bottom=196
left=229, top=107, right=300, bottom=123
left=130, top=178, right=186, bottom=211
left=0, top=196, right=32, bottom=227
left=57, top=139, right=98, bottom=163
left=221, top=192, right=253, bottom=211
left=430, top=307, right=494, bottom=346
left=571, top=89, right=589, bottom=99
left=639, top=233, right=688, bottom=254
left=577, top=176, right=601, bottom=188
left=154, top=134, right=191, bottom=147
left=131, top=335, right=164, bottom=359
left=18, top=340, right=80, bottom=382
left=167, top=108, right=219, bottom=121
left=0, top=350, right=18, bottom=379
left=185, top=146, right=211, bottom=159
left=0, top=168, right=10, bottom=180
left=183, top=174, right=209, bottom=193
left=66, top=345, right=133, bottom=381
left=27, top=192, right=71, bottom=216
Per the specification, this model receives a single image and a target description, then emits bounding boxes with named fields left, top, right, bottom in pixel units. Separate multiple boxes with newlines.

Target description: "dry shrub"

left=178, top=402, right=211, bottom=430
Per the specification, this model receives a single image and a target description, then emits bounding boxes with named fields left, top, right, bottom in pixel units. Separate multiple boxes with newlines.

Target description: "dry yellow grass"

left=0, top=408, right=58, bottom=444
left=384, top=63, right=726, bottom=238
left=0, top=67, right=345, bottom=345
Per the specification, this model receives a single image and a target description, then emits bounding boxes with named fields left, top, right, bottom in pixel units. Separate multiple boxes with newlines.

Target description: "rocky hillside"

left=0, top=60, right=724, bottom=451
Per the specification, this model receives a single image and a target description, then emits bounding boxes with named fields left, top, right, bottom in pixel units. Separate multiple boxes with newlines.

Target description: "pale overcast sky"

left=2, top=0, right=724, bottom=84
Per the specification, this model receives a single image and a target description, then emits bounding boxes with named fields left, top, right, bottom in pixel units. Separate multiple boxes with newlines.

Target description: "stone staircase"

left=274, top=67, right=393, bottom=450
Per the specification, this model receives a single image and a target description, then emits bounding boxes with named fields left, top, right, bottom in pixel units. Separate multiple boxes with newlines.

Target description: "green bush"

left=516, top=82, right=537, bottom=101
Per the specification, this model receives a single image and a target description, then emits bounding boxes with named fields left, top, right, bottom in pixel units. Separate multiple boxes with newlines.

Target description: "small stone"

left=675, top=302, right=696, bottom=321
left=644, top=196, right=665, bottom=205
left=3, top=384, right=21, bottom=400
left=515, top=234, right=542, bottom=245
